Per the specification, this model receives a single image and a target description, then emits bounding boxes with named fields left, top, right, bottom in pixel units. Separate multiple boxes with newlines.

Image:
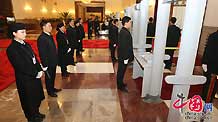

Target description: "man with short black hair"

left=164, top=17, right=181, bottom=69
left=37, top=20, right=61, bottom=97
left=146, top=17, right=155, bottom=52
left=117, top=16, right=133, bottom=92
left=201, top=30, right=218, bottom=102
left=109, top=19, right=119, bottom=62
left=66, top=18, right=77, bottom=64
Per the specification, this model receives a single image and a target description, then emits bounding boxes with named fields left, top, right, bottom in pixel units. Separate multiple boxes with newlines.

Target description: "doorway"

left=75, top=1, right=105, bottom=22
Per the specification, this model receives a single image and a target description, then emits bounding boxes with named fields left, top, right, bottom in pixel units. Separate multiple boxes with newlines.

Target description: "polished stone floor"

left=1, top=48, right=218, bottom=122
left=0, top=88, right=122, bottom=122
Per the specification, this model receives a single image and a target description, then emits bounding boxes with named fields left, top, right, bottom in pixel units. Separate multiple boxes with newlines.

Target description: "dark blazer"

left=56, top=30, right=69, bottom=65
left=166, top=25, right=181, bottom=47
left=202, top=31, right=218, bottom=74
left=109, top=25, right=118, bottom=49
left=66, top=26, right=78, bottom=49
left=88, top=19, right=93, bottom=31
left=78, top=24, right=85, bottom=39
left=118, top=27, right=134, bottom=62
left=146, top=22, right=155, bottom=44
left=37, top=32, right=58, bottom=67
left=7, top=40, right=45, bottom=108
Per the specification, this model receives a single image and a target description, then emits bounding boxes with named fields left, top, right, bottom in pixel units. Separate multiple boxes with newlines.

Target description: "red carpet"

left=0, top=38, right=108, bottom=91
left=82, top=39, right=109, bottom=48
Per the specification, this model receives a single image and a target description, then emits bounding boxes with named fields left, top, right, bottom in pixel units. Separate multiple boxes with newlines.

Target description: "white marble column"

left=132, top=4, right=141, bottom=48
left=138, top=0, right=150, bottom=50
left=149, top=0, right=171, bottom=96
left=116, top=12, right=120, bottom=19
left=124, top=6, right=132, bottom=18
left=167, top=0, right=208, bottom=122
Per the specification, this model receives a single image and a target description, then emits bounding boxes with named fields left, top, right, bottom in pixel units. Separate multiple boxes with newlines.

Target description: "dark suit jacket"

left=109, top=25, right=118, bottom=49
left=166, top=25, right=181, bottom=47
left=118, top=27, right=134, bottom=62
left=66, top=26, right=78, bottom=49
left=7, top=40, right=44, bottom=107
left=78, top=24, right=85, bottom=39
left=146, top=22, right=155, bottom=44
left=202, top=31, right=218, bottom=74
left=56, top=30, right=70, bottom=65
left=37, top=32, right=58, bottom=67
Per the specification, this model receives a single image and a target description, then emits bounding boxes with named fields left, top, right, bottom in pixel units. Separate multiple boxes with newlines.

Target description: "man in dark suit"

left=117, top=16, right=133, bottom=92
left=164, top=17, right=181, bottom=69
left=94, top=16, right=100, bottom=36
left=75, top=19, right=82, bottom=56
left=201, top=30, right=218, bottom=102
left=56, top=22, right=71, bottom=77
left=7, top=23, right=45, bottom=122
left=78, top=18, right=85, bottom=52
left=66, top=18, right=77, bottom=64
left=37, top=20, right=61, bottom=97
left=109, top=19, right=119, bottom=62
left=146, top=17, right=155, bottom=52
left=87, top=17, right=93, bottom=39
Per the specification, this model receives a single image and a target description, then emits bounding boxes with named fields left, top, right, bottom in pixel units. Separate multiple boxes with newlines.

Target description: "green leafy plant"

left=58, top=12, right=72, bottom=23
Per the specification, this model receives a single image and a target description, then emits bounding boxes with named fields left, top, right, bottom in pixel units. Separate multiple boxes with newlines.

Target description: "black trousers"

left=164, top=50, right=175, bottom=69
left=117, top=61, right=128, bottom=88
left=45, top=66, right=56, bottom=94
left=88, top=29, right=92, bottom=39
left=22, top=101, right=41, bottom=120
left=77, top=39, right=83, bottom=53
left=146, top=38, right=152, bottom=52
left=110, top=45, right=116, bottom=60
left=60, top=65, right=67, bottom=75
left=201, top=72, right=218, bottom=103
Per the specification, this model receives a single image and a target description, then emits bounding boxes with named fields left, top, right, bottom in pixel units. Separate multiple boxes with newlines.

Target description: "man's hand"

left=202, top=64, right=207, bottom=72
left=42, top=67, right=48, bottom=71
left=124, top=59, right=129, bottom=64
left=67, top=48, right=71, bottom=53
left=36, top=71, right=43, bottom=78
left=40, top=64, right=48, bottom=71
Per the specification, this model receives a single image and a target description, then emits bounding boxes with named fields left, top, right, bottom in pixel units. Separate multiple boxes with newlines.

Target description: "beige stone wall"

left=12, top=0, right=157, bottom=20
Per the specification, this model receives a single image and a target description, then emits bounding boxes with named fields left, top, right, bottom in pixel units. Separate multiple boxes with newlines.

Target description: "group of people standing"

left=6, top=17, right=85, bottom=122
left=56, top=18, right=85, bottom=77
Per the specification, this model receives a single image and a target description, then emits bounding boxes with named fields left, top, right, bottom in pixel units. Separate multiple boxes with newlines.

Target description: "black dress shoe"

left=54, top=88, right=62, bottom=93
left=48, top=92, right=58, bottom=97
left=36, top=113, right=45, bottom=119
left=118, top=86, right=128, bottom=93
left=62, top=73, right=69, bottom=77
left=28, top=116, right=43, bottom=122
left=112, top=58, right=118, bottom=62
left=71, top=63, right=76, bottom=66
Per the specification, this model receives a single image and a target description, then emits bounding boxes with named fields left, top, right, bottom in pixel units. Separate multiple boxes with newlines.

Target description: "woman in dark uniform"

left=6, top=23, right=45, bottom=122
left=56, top=22, right=71, bottom=77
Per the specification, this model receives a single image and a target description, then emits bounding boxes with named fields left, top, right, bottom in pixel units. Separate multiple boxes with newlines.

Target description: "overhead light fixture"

left=52, top=9, right=57, bottom=13
left=24, top=4, right=32, bottom=11
left=41, top=6, right=48, bottom=13
left=81, top=0, right=91, bottom=3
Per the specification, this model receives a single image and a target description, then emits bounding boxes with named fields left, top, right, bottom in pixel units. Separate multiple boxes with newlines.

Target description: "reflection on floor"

left=56, top=63, right=114, bottom=73
left=0, top=88, right=122, bottom=122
